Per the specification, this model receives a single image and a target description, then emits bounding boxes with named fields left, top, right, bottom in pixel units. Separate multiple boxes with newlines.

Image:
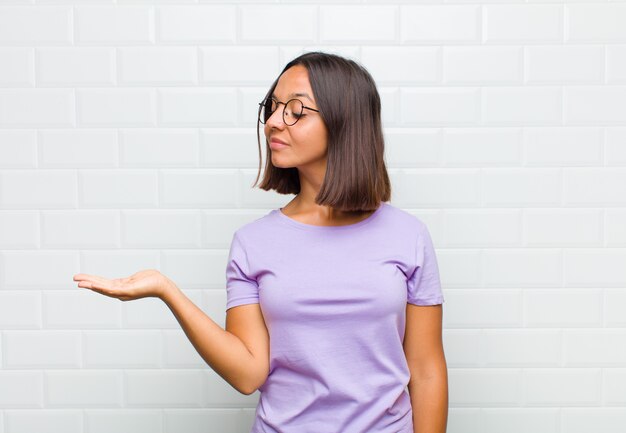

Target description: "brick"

left=443, top=290, right=523, bottom=328
left=76, top=89, right=156, bottom=126
left=83, top=330, right=161, bottom=368
left=240, top=6, right=316, bottom=43
left=199, top=129, right=258, bottom=167
left=444, top=210, right=521, bottom=247
left=0, top=6, right=71, bottom=44
left=75, top=6, right=153, bottom=44
left=119, top=47, right=197, bottom=85
left=525, top=46, right=604, bottom=84
left=162, top=330, right=206, bottom=368
left=482, top=247, right=561, bottom=287
left=0, top=371, right=43, bottom=408
left=200, top=47, right=280, bottom=84
left=4, top=331, right=80, bottom=368
left=125, top=370, right=206, bottom=407
left=449, top=369, right=522, bottom=405
left=567, top=4, right=626, bottom=42
left=524, top=127, right=603, bottom=166
left=482, top=168, right=561, bottom=206
left=384, top=128, right=440, bottom=168
left=46, top=371, right=122, bottom=407
left=121, top=129, right=198, bottom=167
left=606, top=289, right=626, bottom=327
left=0, top=211, right=39, bottom=249
left=121, top=211, right=202, bottom=248
left=606, top=128, right=626, bottom=165
left=0, top=48, right=34, bottom=85
left=484, top=4, right=562, bottom=43
left=40, top=129, right=118, bottom=168
left=320, top=6, right=396, bottom=42
left=38, top=48, right=114, bottom=86
left=79, top=170, right=157, bottom=207
left=158, top=5, right=235, bottom=43
left=0, top=89, right=74, bottom=127
left=564, top=330, right=626, bottom=366
left=564, top=86, right=626, bottom=124
left=607, top=46, right=626, bottom=83
left=444, top=128, right=521, bottom=165
left=482, top=408, right=559, bottom=433
left=0, top=292, right=40, bottom=328
left=564, top=246, right=626, bottom=286
left=160, top=170, right=239, bottom=207
left=362, top=46, right=440, bottom=84
left=444, top=46, right=522, bottom=84
left=483, top=330, right=561, bottom=367
left=482, top=87, right=561, bottom=125
left=524, top=209, right=602, bottom=246
left=44, top=291, right=121, bottom=329
left=525, top=290, right=602, bottom=327
left=84, top=409, right=161, bottom=433
left=395, top=169, right=480, bottom=206
left=164, top=408, right=254, bottom=433
left=158, top=88, right=237, bottom=126
left=41, top=211, right=118, bottom=249
left=0, top=131, right=36, bottom=168
left=401, top=5, right=480, bottom=43
left=562, top=408, right=626, bottom=433
left=4, top=409, right=81, bottom=433
left=401, top=87, right=480, bottom=125
left=524, top=369, right=601, bottom=405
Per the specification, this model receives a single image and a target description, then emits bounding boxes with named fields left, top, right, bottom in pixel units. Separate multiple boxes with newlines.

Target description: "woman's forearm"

left=408, top=369, right=449, bottom=433
left=160, top=282, right=260, bottom=395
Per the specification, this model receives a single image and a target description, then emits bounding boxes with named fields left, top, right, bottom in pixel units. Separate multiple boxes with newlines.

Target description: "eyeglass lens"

left=259, top=98, right=304, bottom=126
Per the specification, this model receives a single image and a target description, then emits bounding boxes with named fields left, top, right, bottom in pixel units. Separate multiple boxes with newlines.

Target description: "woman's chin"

left=270, top=155, right=295, bottom=169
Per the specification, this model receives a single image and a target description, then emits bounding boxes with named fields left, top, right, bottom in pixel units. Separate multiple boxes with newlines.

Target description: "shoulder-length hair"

left=252, top=51, right=391, bottom=213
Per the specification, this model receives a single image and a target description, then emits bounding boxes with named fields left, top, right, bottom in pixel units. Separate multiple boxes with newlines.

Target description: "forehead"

left=272, top=65, right=314, bottom=102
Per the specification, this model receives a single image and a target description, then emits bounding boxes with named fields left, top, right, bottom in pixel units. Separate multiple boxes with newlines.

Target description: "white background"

left=1, top=1, right=626, bottom=433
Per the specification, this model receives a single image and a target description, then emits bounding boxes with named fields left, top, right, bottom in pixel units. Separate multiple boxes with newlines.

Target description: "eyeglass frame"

left=257, top=97, right=320, bottom=126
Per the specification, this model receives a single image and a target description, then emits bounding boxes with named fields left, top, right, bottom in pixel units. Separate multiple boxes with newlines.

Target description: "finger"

left=77, top=281, right=100, bottom=290
left=76, top=277, right=133, bottom=300
left=77, top=280, right=110, bottom=291
left=74, top=275, right=112, bottom=287
left=73, top=273, right=102, bottom=283
left=79, top=282, right=121, bottom=299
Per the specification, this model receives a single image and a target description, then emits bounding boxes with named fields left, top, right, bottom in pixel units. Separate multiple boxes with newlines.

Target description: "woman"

left=73, top=51, right=448, bottom=433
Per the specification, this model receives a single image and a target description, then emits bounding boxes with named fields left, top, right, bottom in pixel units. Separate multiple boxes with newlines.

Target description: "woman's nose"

left=265, top=105, right=286, bottom=128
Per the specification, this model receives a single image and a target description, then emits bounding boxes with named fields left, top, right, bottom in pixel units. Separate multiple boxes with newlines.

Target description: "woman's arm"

left=162, top=281, right=269, bottom=395
left=403, top=303, right=449, bottom=433
left=73, top=270, right=267, bottom=395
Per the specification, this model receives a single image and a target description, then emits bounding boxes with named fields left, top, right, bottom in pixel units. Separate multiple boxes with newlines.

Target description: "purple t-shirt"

left=225, top=201, right=444, bottom=433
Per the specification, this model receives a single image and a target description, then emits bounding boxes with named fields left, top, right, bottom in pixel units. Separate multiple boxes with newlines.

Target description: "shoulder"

left=380, top=202, right=429, bottom=234
left=232, top=209, right=279, bottom=243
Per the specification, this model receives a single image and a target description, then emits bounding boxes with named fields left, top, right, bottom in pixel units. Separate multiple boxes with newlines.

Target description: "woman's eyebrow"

left=271, top=92, right=313, bottom=102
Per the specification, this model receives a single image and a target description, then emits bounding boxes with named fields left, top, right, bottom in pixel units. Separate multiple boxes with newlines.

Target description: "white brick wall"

left=0, top=1, right=625, bottom=433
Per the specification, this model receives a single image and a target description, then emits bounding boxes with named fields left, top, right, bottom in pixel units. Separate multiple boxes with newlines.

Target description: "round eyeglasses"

left=258, top=97, right=320, bottom=126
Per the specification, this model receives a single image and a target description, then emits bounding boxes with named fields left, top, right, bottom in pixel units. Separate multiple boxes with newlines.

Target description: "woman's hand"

left=73, top=269, right=173, bottom=301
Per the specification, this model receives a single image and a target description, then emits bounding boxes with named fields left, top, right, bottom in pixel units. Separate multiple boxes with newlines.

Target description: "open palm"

left=73, top=269, right=169, bottom=301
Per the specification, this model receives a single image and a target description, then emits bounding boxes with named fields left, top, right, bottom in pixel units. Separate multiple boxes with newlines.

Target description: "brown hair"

left=252, top=51, right=391, bottom=213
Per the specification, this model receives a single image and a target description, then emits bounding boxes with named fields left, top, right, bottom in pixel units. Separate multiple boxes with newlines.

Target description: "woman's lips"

left=270, top=139, right=289, bottom=150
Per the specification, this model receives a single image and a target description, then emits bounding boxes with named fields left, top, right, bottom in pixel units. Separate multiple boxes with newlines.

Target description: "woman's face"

left=263, top=64, right=328, bottom=170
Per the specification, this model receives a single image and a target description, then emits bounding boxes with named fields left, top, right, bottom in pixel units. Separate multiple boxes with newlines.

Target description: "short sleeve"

left=407, top=225, right=444, bottom=306
left=225, top=231, right=259, bottom=311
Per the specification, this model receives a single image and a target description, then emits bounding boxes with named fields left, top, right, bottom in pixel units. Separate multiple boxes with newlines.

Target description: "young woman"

left=73, top=51, right=448, bottom=433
